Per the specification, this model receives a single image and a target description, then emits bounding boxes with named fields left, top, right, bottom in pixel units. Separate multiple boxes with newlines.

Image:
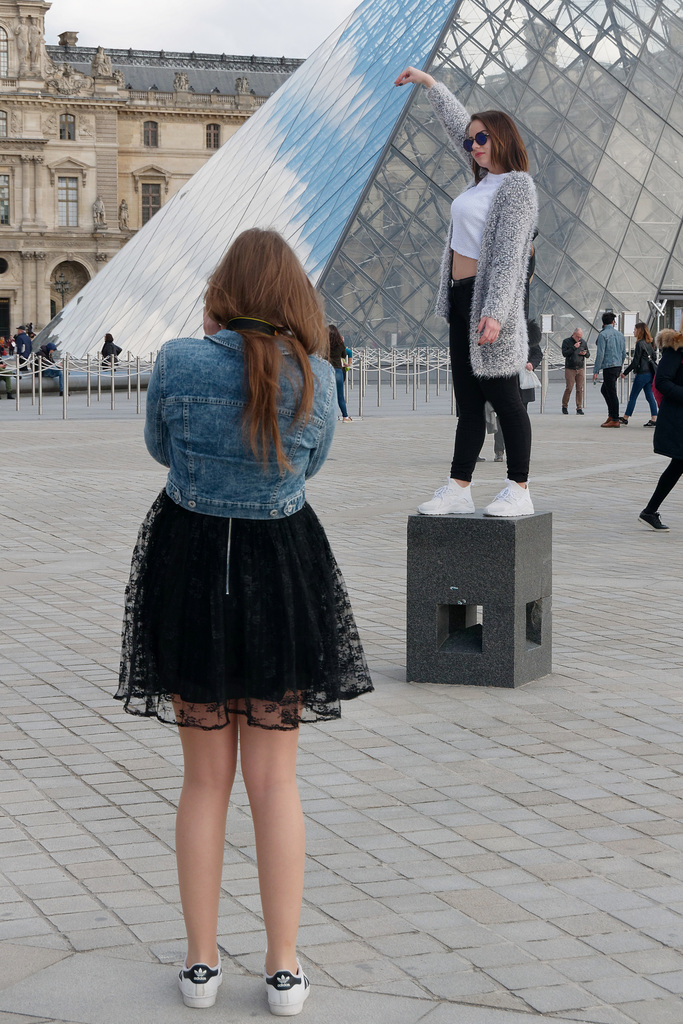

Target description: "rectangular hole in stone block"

left=526, top=598, right=543, bottom=648
left=437, top=603, right=483, bottom=653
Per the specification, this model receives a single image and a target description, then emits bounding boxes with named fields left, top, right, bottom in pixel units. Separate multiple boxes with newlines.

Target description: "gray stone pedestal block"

left=407, top=512, right=552, bottom=687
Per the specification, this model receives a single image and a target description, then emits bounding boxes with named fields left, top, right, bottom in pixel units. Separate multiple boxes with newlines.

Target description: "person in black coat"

left=639, top=328, right=683, bottom=531
left=620, top=321, right=658, bottom=426
left=101, top=332, right=122, bottom=367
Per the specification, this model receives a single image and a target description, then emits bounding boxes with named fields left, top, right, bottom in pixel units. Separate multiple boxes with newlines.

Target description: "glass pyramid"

left=43, top=0, right=683, bottom=357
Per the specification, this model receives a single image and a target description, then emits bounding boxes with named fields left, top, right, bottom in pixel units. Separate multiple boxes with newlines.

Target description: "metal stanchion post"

left=358, top=350, right=363, bottom=419
left=97, top=354, right=102, bottom=402
left=127, top=352, right=132, bottom=399
left=377, top=350, right=381, bottom=407
left=412, top=352, right=417, bottom=411
left=392, top=349, right=396, bottom=401
left=136, top=356, right=141, bottom=414
left=541, top=335, right=549, bottom=413
left=405, top=351, right=409, bottom=394
left=63, top=354, right=68, bottom=420
left=426, top=348, right=430, bottom=403
left=87, top=354, right=91, bottom=407
left=436, top=349, right=440, bottom=397
left=15, top=356, right=20, bottom=411
left=31, top=354, right=36, bottom=405
left=38, top=355, right=43, bottom=415
left=111, top=358, right=115, bottom=410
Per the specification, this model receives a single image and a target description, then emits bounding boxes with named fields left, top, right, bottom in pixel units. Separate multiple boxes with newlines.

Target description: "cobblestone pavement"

left=1, top=390, right=682, bottom=1024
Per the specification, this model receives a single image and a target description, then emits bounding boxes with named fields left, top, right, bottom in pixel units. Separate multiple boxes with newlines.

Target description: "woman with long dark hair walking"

left=639, top=328, right=683, bottom=531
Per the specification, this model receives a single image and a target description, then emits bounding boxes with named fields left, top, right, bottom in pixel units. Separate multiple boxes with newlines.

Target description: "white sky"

left=44, top=1, right=358, bottom=60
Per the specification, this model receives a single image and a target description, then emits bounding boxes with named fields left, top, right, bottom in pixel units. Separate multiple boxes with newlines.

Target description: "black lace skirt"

left=116, top=492, right=373, bottom=730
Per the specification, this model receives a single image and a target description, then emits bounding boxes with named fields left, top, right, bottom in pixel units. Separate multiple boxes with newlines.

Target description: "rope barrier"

left=1, top=344, right=575, bottom=420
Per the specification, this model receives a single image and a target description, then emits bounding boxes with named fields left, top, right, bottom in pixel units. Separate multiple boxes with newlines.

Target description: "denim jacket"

left=592, top=325, right=626, bottom=375
left=144, top=330, right=337, bottom=519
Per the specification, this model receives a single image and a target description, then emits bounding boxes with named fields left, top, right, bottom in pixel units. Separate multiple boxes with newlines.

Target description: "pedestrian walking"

left=620, top=321, right=658, bottom=426
left=395, top=65, right=538, bottom=517
left=115, top=228, right=373, bottom=1015
left=593, top=312, right=626, bottom=427
left=639, top=328, right=683, bottom=531
left=328, top=324, right=352, bottom=421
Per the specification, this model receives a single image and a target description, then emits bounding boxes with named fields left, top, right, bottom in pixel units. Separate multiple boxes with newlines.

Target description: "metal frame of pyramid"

left=40, top=0, right=683, bottom=356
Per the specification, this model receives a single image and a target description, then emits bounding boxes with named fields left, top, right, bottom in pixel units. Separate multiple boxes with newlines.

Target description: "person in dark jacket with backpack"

left=639, top=328, right=683, bottom=531
left=620, top=321, right=658, bottom=426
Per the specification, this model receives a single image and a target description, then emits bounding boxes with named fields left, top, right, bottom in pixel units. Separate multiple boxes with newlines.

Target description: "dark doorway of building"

left=0, top=297, right=10, bottom=339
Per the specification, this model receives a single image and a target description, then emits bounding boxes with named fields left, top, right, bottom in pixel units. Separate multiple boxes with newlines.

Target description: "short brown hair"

left=468, top=110, right=529, bottom=184
left=204, top=229, right=328, bottom=471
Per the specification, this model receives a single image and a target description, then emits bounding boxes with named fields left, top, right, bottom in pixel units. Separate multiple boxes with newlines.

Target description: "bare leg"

left=175, top=714, right=238, bottom=967
left=239, top=719, right=304, bottom=976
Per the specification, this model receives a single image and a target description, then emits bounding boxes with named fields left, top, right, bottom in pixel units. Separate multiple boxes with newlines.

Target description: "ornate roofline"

left=45, top=46, right=304, bottom=74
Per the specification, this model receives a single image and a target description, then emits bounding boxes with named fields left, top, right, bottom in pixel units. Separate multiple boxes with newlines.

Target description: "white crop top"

left=450, top=172, right=510, bottom=260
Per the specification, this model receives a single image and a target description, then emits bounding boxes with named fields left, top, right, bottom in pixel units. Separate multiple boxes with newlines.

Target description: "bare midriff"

left=452, top=251, right=478, bottom=280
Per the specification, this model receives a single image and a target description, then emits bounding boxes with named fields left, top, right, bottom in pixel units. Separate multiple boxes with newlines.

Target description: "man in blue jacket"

left=14, top=326, right=32, bottom=366
left=592, top=312, right=626, bottom=427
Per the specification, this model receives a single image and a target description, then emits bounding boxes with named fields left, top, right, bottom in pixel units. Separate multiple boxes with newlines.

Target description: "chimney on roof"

left=58, top=32, right=79, bottom=47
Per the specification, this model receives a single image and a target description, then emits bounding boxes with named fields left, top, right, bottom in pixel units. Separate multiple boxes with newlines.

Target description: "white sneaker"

left=418, top=481, right=475, bottom=515
left=178, top=961, right=222, bottom=1008
left=265, top=961, right=310, bottom=1016
left=483, top=480, right=534, bottom=517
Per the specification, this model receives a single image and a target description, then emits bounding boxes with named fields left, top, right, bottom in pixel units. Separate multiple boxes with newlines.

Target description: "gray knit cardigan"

left=428, top=81, right=538, bottom=379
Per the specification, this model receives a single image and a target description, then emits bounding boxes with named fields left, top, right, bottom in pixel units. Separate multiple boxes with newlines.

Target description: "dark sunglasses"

left=463, top=131, right=489, bottom=153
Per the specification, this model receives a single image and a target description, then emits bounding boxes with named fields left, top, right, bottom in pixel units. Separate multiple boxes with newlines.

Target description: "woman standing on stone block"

left=116, top=229, right=372, bottom=1015
left=395, top=67, right=538, bottom=518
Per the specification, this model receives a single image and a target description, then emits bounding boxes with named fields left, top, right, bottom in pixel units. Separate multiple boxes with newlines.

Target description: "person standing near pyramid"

left=395, top=66, right=538, bottom=518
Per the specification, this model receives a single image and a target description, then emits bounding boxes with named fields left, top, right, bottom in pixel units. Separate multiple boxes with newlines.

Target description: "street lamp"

left=53, top=272, right=72, bottom=309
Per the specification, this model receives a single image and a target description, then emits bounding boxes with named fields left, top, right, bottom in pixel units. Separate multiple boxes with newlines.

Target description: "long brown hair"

left=634, top=321, right=653, bottom=345
left=469, top=110, right=529, bottom=184
left=204, top=229, right=328, bottom=471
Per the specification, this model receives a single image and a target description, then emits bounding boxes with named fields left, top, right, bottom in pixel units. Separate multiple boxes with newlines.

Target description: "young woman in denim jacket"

left=395, top=67, right=538, bottom=517
left=117, top=229, right=372, bottom=1015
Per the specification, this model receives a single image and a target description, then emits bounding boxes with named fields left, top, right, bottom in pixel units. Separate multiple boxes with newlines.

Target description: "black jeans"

left=644, top=458, right=683, bottom=514
left=601, top=365, right=621, bottom=420
left=449, top=278, right=531, bottom=483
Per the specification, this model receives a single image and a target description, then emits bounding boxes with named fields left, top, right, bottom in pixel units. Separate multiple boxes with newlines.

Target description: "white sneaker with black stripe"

left=265, top=961, right=310, bottom=1016
left=178, top=960, right=222, bottom=1008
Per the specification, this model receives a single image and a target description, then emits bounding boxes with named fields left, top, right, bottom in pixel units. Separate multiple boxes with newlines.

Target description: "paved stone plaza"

left=1, top=391, right=683, bottom=1024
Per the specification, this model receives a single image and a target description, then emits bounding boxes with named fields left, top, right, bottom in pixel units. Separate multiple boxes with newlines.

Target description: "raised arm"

left=395, top=67, right=470, bottom=149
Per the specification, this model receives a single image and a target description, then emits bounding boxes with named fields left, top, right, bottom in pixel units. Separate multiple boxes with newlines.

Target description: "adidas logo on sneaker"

left=265, top=961, right=310, bottom=1015
left=178, top=961, right=222, bottom=1008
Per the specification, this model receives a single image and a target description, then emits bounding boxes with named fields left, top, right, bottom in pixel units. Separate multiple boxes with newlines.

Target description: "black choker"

left=224, top=317, right=279, bottom=336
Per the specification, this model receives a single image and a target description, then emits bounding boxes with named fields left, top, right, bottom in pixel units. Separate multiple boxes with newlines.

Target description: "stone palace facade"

left=0, top=0, right=300, bottom=336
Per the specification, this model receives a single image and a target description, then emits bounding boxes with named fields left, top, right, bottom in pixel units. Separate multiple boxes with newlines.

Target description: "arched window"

left=59, top=113, right=76, bottom=141
left=0, top=111, right=7, bottom=138
left=143, top=120, right=158, bottom=147
left=206, top=123, right=220, bottom=149
left=0, top=28, right=8, bottom=78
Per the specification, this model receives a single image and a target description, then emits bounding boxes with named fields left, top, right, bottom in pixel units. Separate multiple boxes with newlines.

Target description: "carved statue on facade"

left=14, top=19, right=30, bottom=74
left=29, top=17, right=42, bottom=68
left=118, top=199, right=129, bottom=230
left=10, top=110, right=21, bottom=135
left=113, top=69, right=125, bottom=87
left=47, top=62, right=93, bottom=95
left=174, top=71, right=189, bottom=91
left=235, top=76, right=251, bottom=95
left=42, top=113, right=58, bottom=136
left=91, top=46, right=113, bottom=78
left=93, top=196, right=106, bottom=227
